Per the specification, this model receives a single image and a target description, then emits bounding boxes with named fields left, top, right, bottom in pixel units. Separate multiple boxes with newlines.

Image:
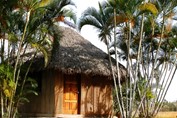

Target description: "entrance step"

left=56, top=114, right=84, bottom=118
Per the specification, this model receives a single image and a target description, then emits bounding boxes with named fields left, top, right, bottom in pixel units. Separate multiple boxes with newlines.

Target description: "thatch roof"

left=30, top=26, right=126, bottom=78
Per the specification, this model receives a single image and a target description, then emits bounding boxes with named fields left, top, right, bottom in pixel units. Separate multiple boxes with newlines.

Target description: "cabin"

left=19, top=27, right=126, bottom=117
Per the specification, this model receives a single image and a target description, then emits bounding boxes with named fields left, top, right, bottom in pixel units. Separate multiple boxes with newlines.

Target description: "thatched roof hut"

left=20, top=26, right=127, bottom=117
left=31, top=26, right=126, bottom=78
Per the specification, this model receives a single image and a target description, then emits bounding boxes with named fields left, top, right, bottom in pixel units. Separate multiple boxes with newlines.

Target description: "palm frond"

left=78, top=1, right=114, bottom=45
left=81, top=7, right=103, bottom=26
left=98, top=2, right=105, bottom=21
left=61, top=8, right=77, bottom=23
left=78, top=15, right=102, bottom=31
left=99, top=0, right=109, bottom=9
left=139, top=2, right=158, bottom=16
left=39, top=0, right=52, bottom=7
left=57, top=0, right=75, bottom=8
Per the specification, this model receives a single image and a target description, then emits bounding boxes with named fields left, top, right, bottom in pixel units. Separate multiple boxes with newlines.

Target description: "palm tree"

left=78, top=2, right=113, bottom=44
left=78, top=2, right=115, bottom=66
left=77, top=2, right=124, bottom=116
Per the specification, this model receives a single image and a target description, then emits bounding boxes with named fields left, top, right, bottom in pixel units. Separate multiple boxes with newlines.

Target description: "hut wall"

left=54, top=71, right=64, bottom=115
left=80, top=74, right=114, bottom=117
left=20, top=71, right=114, bottom=117
left=19, top=70, right=55, bottom=117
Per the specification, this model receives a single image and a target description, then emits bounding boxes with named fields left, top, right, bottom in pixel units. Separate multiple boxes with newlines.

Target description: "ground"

left=156, top=112, right=177, bottom=118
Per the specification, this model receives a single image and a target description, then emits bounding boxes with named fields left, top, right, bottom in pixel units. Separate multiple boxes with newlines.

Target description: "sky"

left=72, top=0, right=177, bottom=102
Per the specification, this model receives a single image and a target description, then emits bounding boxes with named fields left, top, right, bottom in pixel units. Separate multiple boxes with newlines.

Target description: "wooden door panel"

left=64, top=102, right=69, bottom=110
left=63, top=77, right=78, bottom=114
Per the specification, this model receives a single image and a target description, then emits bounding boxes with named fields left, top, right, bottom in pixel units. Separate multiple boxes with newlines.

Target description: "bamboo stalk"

left=1, top=92, right=4, bottom=118
left=148, top=12, right=165, bottom=93
left=8, top=10, right=31, bottom=118
left=106, top=41, right=123, bottom=116
left=132, top=13, right=145, bottom=118
left=113, top=8, right=126, bottom=118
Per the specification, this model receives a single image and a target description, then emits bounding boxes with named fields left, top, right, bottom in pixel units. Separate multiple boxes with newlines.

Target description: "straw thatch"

left=30, top=26, right=126, bottom=78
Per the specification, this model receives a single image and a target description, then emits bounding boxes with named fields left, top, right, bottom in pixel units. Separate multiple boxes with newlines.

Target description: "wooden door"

left=63, top=76, right=78, bottom=114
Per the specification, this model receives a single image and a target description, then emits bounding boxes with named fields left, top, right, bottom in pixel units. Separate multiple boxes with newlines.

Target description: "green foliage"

left=135, top=78, right=155, bottom=103
left=161, top=101, right=177, bottom=111
left=0, top=64, right=13, bottom=79
left=146, top=88, right=155, bottom=100
left=112, top=83, right=130, bottom=114
left=112, top=88, right=120, bottom=114
left=168, top=37, right=177, bottom=48
left=0, top=63, right=15, bottom=99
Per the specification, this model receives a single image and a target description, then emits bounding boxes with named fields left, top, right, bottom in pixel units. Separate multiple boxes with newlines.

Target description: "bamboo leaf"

left=8, top=79, right=15, bottom=89
left=146, top=88, right=154, bottom=100
left=0, top=64, right=14, bottom=79
left=169, top=38, right=177, bottom=48
left=4, top=89, right=11, bottom=98
left=26, top=89, right=38, bottom=96
left=8, top=33, right=18, bottom=43
left=31, top=43, right=49, bottom=67
left=2, top=79, right=7, bottom=90
left=27, top=77, right=38, bottom=88
left=19, top=97, right=30, bottom=103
